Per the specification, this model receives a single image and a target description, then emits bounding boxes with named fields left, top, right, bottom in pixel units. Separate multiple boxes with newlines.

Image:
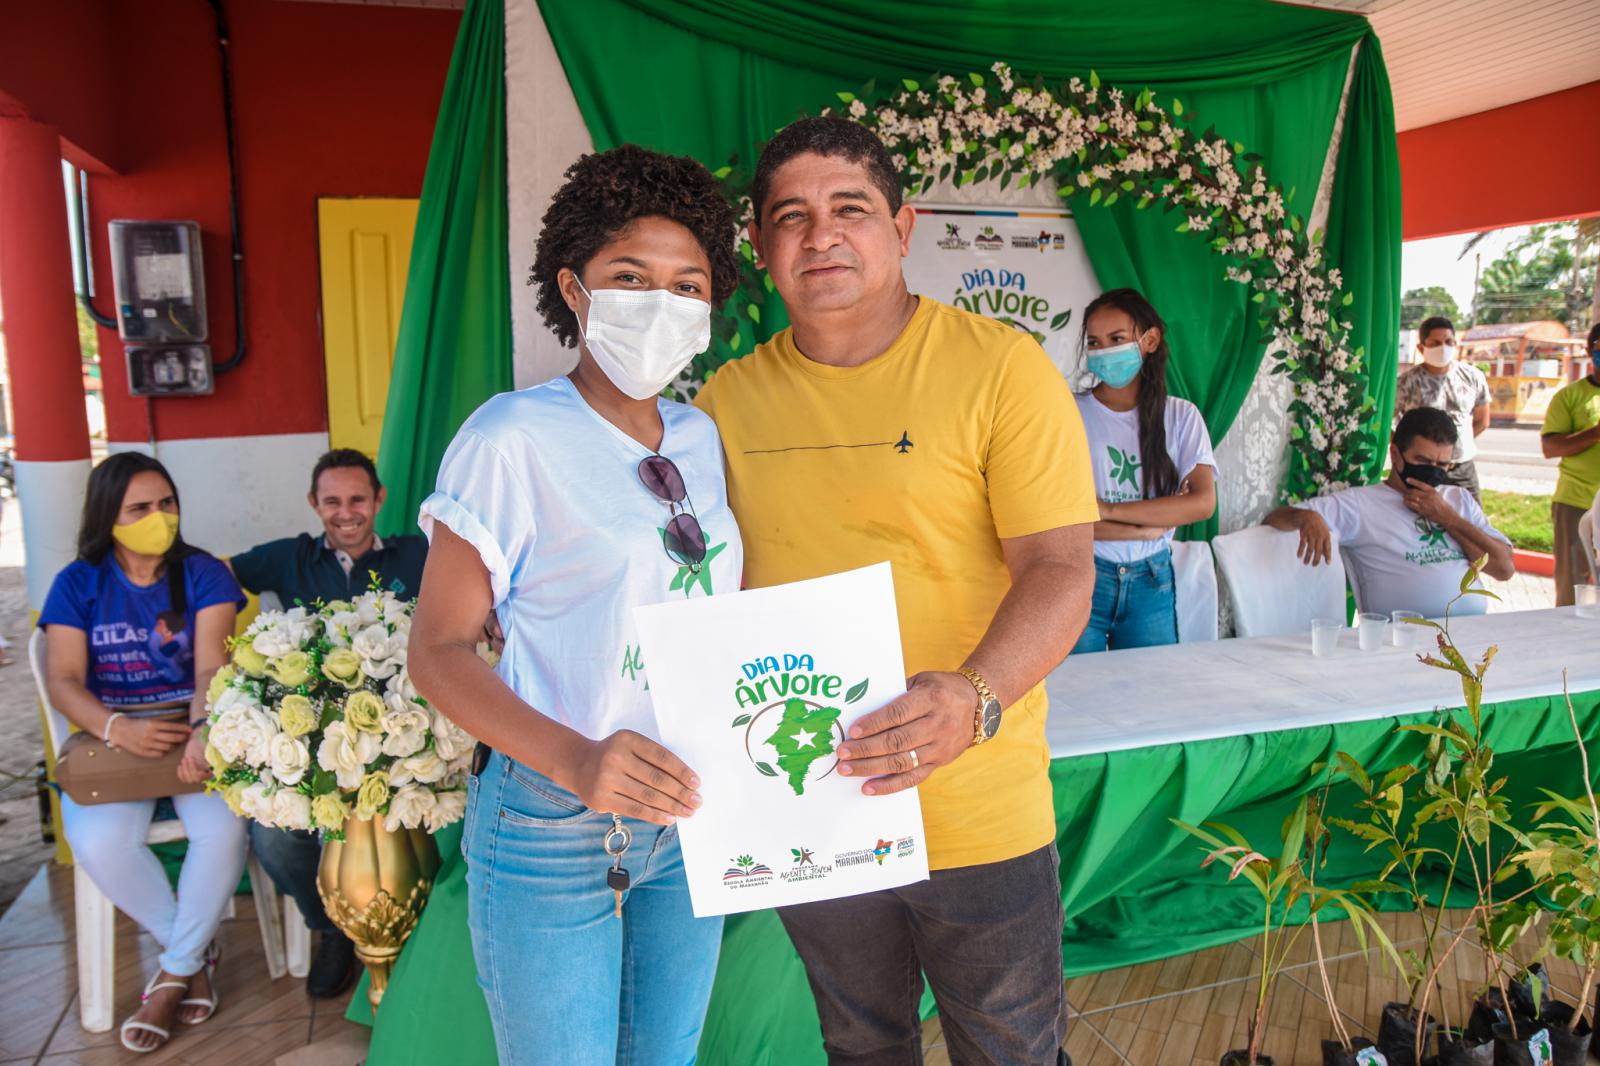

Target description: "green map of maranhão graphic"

left=765, top=700, right=842, bottom=795
left=731, top=653, right=871, bottom=796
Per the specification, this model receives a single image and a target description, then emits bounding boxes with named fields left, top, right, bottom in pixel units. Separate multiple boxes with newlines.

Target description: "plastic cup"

left=1391, top=611, right=1425, bottom=649
left=1576, top=584, right=1600, bottom=619
left=1311, top=618, right=1342, bottom=658
left=1357, top=612, right=1387, bottom=651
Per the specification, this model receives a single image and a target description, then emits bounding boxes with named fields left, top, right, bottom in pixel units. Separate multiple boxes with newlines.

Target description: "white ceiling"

left=1286, top=0, right=1600, bottom=130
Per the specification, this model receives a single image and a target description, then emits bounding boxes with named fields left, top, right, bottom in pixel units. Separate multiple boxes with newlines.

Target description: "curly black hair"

left=529, top=145, right=740, bottom=349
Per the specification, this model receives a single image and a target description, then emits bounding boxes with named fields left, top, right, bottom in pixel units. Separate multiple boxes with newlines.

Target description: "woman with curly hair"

left=406, top=144, right=744, bottom=1064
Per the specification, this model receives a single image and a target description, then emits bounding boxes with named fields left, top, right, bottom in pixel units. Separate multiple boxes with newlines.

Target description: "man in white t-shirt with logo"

left=1266, top=406, right=1514, bottom=618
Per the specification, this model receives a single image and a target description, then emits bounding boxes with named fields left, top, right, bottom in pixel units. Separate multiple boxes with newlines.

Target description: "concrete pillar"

left=0, top=118, right=93, bottom=612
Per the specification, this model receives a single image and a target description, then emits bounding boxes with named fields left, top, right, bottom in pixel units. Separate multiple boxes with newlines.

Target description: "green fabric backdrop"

left=372, top=0, right=1402, bottom=537
left=353, top=689, right=1600, bottom=1065
left=374, top=0, right=512, bottom=539
left=538, top=0, right=1403, bottom=534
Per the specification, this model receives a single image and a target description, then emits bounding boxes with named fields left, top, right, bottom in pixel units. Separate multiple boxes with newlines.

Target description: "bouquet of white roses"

left=204, top=588, right=484, bottom=839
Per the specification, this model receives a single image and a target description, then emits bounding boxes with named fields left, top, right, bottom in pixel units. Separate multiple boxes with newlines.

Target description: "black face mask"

left=1398, top=458, right=1449, bottom=488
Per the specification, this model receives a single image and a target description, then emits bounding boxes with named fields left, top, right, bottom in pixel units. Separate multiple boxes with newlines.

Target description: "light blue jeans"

left=462, top=750, right=723, bottom=1066
left=1072, top=548, right=1179, bottom=654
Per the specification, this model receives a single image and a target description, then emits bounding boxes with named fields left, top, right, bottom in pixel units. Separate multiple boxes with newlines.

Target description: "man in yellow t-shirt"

left=1541, top=322, right=1600, bottom=606
left=697, top=116, right=1097, bottom=1065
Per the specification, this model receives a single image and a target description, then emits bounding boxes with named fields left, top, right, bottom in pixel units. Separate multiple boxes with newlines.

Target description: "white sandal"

left=178, top=943, right=221, bottom=1025
left=119, top=972, right=186, bottom=1053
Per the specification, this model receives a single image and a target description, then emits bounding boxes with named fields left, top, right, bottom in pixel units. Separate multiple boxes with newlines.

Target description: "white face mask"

left=575, top=279, right=711, bottom=400
left=1421, top=343, right=1456, bottom=368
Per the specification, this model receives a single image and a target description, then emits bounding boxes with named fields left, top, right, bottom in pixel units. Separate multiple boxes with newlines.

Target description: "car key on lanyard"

left=604, top=814, right=632, bottom=918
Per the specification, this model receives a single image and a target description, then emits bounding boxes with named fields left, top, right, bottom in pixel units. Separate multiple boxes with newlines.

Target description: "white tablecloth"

left=1044, top=607, right=1600, bottom=758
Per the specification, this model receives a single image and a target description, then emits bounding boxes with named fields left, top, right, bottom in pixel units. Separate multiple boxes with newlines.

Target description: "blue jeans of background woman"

left=60, top=790, right=247, bottom=977
left=1072, top=548, right=1178, bottom=654
left=462, top=750, right=723, bottom=1066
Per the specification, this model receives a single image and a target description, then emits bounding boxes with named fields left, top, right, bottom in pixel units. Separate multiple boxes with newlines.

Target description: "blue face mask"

left=1087, top=340, right=1144, bottom=389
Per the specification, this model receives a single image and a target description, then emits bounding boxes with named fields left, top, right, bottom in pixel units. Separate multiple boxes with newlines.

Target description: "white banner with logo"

left=634, top=563, right=929, bottom=917
left=904, top=204, right=1102, bottom=377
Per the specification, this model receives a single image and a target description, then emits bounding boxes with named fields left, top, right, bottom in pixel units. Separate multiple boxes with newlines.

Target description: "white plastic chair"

left=1170, top=539, right=1219, bottom=643
left=1341, top=547, right=1370, bottom=614
left=30, top=629, right=291, bottom=1032
left=1212, top=525, right=1348, bottom=638
left=1579, top=508, right=1598, bottom=586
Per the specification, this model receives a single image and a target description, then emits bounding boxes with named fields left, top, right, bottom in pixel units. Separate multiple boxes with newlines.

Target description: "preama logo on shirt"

left=1405, top=516, right=1464, bottom=567
left=1107, top=445, right=1141, bottom=488
left=658, top=527, right=727, bottom=597
left=730, top=653, right=870, bottom=796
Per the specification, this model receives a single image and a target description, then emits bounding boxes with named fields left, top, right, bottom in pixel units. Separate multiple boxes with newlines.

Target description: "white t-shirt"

left=419, top=376, right=744, bottom=743
left=1076, top=392, right=1216, bottom=563
left=1298, top=483, right=1509, bottom=619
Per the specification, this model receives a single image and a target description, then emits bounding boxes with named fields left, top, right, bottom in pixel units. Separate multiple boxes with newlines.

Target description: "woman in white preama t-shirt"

left=403, top=146, right=744, bottom=1066
left=1072, top=288, right=1217, bottom=653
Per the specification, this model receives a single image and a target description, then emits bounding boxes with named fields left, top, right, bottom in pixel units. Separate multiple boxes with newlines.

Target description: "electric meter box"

left=126, top=345, right=214, bottom=397
left=108, top=220, right=208, bottom=344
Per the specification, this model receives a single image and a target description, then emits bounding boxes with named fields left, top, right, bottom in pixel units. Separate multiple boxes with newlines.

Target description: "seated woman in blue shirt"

left=39, top=453, right=247, bottom=1054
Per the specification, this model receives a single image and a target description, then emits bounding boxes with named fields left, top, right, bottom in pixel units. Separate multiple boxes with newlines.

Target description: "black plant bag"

left=1323, top=1036, right=1388, bottom=1065
left=1489, top=1022, right=1552, bottom=1066
left=1381, top=1002, right=1440, bottom=1066
left=1534, top=1002, right=1590, bottom=1066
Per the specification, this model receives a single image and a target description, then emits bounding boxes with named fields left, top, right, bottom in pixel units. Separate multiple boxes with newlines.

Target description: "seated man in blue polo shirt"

left=228, top=448, right=426, bottom=997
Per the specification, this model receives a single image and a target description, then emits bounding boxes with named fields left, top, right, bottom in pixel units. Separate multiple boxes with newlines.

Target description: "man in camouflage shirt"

left=1395, top=315, right=1491, bottom=500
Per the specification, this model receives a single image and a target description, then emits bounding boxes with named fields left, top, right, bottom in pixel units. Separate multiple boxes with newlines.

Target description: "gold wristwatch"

left=957, top=667, right=1003, bottom=747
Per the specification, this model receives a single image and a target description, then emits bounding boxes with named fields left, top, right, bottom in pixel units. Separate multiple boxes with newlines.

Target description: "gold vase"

left=317, top=815, right=441, bottom=1014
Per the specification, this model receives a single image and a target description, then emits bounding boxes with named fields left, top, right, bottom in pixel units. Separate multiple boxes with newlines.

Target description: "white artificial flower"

left=363, top=655, right=402, bottom=681
left=351, top=623, right=399, bottom=663
left=269, top=790, right=312, bottom=831
left=206, top=708, right=250, bottom=764
left=392, top=749, right=448, bottom=787
left=322, top=612, right=359, bottom=647
left=211, top=705, right=279, bottom=767
left=425, top=789, right=467, bottom=833
left=317, top=720, right=382, bottom=790
left=383, top=785, right=437, bottom=832
left=239, top=782, right=274, bottom=825
left=379, top=700, right=429, bottom=759
left=214, top=680, right=264, bottom=715
left=430, top=708, right=474, bottom=761
left=267, top=733, right=312, bottom=786
left=381, top=595, right=410, bottom=627
left=354, top=594, right=382, bottom=627
left=252, top=621, right=297, bottom=658
left=386, top=667, right=420, bottom=705
left=282, top=607, right=317, bottom=647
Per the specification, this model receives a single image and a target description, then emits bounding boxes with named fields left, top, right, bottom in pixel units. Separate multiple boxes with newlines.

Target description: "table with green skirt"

left=349, top=607, right=1600, bottom=1064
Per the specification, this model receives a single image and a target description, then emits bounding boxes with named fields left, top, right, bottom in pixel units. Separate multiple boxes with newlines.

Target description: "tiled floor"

left=1481, top=570, right=1556, bottom=613
left=0, top=863, right=368, bottom=1066
left=2, top=858, right=1591, bottom=1065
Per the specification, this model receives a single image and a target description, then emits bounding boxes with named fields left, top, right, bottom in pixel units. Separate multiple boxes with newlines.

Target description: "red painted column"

left=0, top=117, right=93, bottom=610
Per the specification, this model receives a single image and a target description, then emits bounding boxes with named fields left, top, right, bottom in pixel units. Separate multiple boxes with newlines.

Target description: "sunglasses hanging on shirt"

left=637, top=455, right=707, bottom=572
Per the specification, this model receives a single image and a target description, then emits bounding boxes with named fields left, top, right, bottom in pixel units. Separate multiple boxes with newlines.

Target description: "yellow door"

left=318, top=198, right=419, bottom=458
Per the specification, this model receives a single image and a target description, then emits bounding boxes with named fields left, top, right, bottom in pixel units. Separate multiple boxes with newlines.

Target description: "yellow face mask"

left=112, top=511, right=180, bottom=557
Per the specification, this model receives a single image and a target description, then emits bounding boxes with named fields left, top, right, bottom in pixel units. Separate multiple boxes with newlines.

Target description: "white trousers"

left=60, top=790, right=247, bottom=977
